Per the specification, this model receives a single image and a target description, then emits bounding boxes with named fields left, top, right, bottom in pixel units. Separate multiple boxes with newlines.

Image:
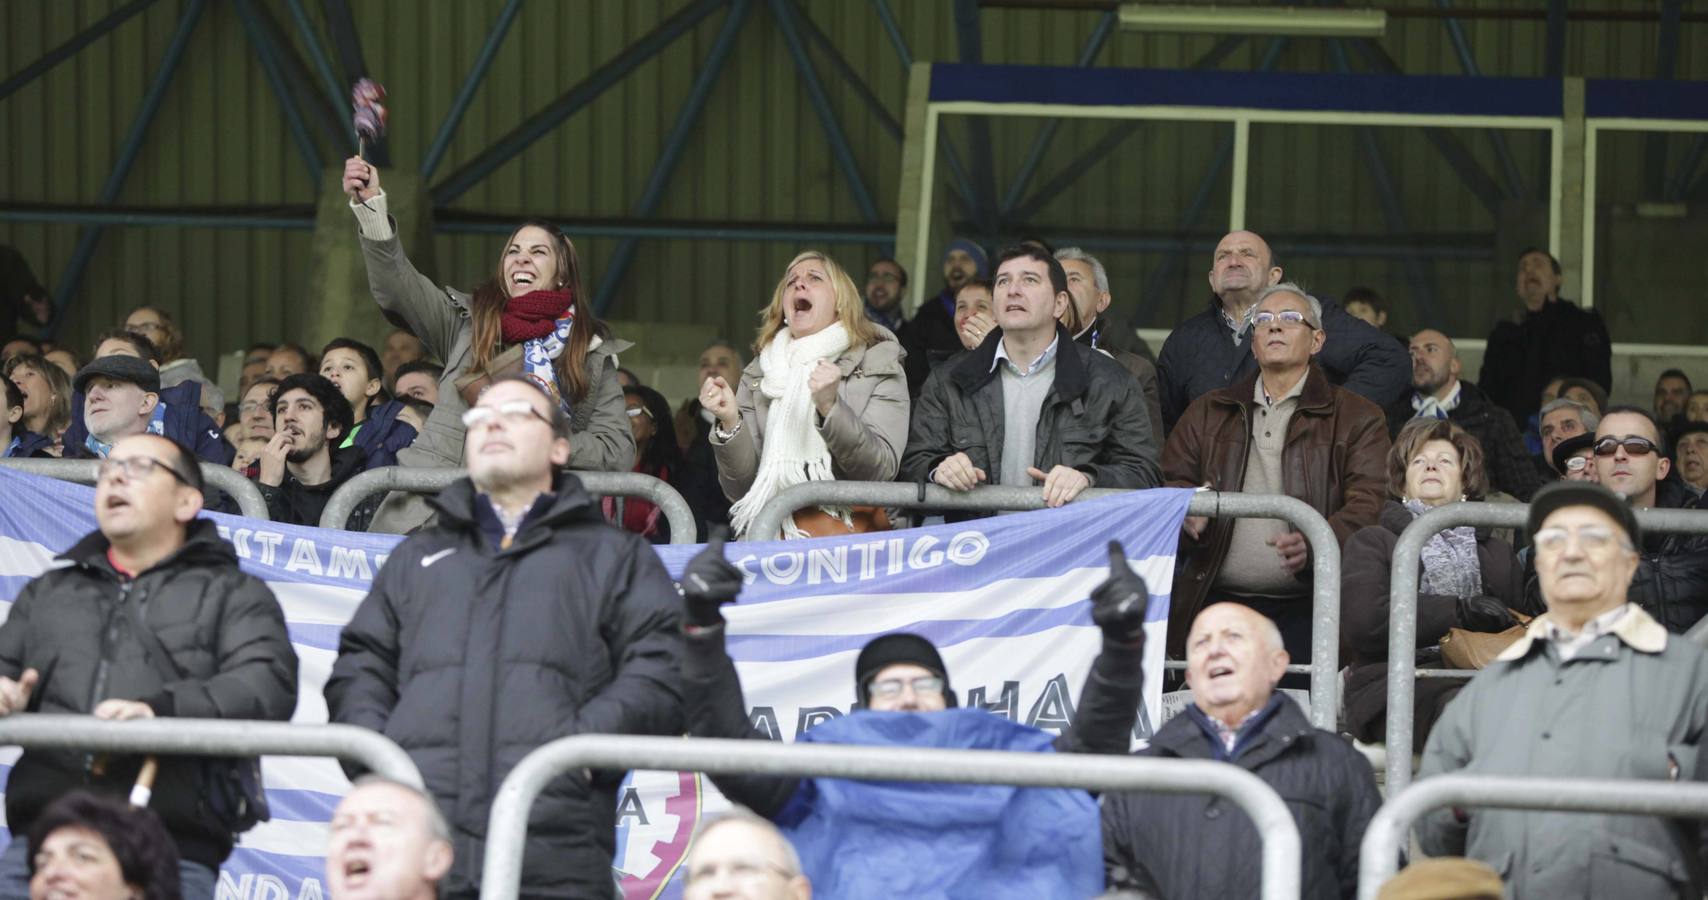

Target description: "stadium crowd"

left=0, top=153, right=1705, bottom=900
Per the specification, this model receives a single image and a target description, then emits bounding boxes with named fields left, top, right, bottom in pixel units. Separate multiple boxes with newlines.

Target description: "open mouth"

left=792, top=297, right=813, bottom=313
left=103, top=494, right=131, bottom=511
left=1003, top=302, right=1026, bottom=314
left=1207, top=663, right=1235, bottom=681
left=341, top=857, right=372, bottom=887
left=510, top=271, right=536, bottom=289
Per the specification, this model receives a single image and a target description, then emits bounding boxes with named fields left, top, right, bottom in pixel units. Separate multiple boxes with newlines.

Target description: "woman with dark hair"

left=26, top=790, right=180, bottom=900
left=341, top=157, right=632, bottom=532
left=318, top=337, right=417, bottom=468
left=5, top=354, right=71, bottom=456
left=1340, top=418, right=1527, bottom=751
left=701, top=250, right=909, bottom=539
left=607, top=385, right=683, bottom=543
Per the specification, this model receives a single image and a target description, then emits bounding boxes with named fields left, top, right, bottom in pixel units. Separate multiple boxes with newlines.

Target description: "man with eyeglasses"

left=327, top=374, right=682, bottom=899
left=1550, top=433, right=1598, bottom=484
left=863, top=258, right=908, bottom=334
left=682, top=812, right=811, bottom=900
left=1418, top=480, right=1708, bottom=899
left=1161, top=283, right=1390, bottom=659
left=0, top=433, right=297, bottom=899
left=675, top=534, right=1151, bottom=895
left=1587, top=406, right=1708, bottom=632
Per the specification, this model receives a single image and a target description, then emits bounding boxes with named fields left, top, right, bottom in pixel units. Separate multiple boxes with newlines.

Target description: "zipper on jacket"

left=85, top=578, right=129, bottom=775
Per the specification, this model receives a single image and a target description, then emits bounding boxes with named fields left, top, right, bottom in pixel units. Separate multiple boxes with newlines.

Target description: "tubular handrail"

left=750, top=483, right=1342, bottom=730
left=0, top=714, right=423, bottom=788
left=0, top=457, right=270, bottom=521
left=479, top=734, right=1301, bottom=900
left=1357, top=773, right=1708, bottom=899
left=317, top=466, right=696, bottom=542
left=1384, top=502, right=1708, bottom=792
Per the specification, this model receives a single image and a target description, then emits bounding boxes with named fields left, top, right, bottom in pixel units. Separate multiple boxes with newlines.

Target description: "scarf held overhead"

left=501, top=288, right=573, bottom=343
left=728, top=323, right=851, bottom=539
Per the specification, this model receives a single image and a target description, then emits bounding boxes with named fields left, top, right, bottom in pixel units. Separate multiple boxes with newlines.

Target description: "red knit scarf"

left=500, top=289, right=574, bottom=343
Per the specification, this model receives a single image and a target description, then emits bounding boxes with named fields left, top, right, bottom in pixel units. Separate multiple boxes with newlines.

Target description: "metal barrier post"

left=0, top=714, right=423, bottom=788
left=748, top=484, right=1342, bottom=730
left=479, top=734, right=1301, bottom=900
left=1385, top=502, right=1708, bottom=792
left=0, top=457, right=270, bottom=521
left=1357, top=773, right=1708, bottom=900
left=316, top=466, right=697, bottom=543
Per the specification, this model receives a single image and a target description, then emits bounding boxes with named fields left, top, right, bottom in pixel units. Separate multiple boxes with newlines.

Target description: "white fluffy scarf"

left=728, top=322, right=851, bottom=539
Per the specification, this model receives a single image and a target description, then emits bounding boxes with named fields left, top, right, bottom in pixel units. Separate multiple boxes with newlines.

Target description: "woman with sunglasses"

left=1339, top=418, right=1526, bottom=752
left=340, top=157, right=633, bottom=533
left=607, top=385, right=683, bottom=543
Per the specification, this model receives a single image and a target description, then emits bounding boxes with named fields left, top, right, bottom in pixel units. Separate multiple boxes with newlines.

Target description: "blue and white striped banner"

left=0, top=466, right=1187, bottom=899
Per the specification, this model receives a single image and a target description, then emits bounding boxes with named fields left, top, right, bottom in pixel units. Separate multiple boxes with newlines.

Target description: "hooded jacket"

left=1103, top=695, right=1380, bottom=900
left=325, top=473, right=683, bottom=899
left=348, top=397, right=417, bottom=470
left=899, top=323, right=1161, bottom=499
left=0, top=520, right=298, bottom=868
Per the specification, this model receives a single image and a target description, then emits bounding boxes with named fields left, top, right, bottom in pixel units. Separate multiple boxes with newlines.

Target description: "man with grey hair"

left=1056, top=247, right=1162, bottom=437
left=1155, top=229, right=1408, bottom=431
left=327, top=776, right=453, bottom=900
left=1537, top=396, right=1601, bottom=477
left=1103, top=602, right=1380, bottom=898
left=1160, top=282, right=1390, bottom=658
left=683, top=811, right=812, bottom=900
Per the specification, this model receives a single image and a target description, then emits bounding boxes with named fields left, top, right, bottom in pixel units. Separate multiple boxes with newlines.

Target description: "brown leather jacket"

left=1160, top=362, right=1391, bottom=654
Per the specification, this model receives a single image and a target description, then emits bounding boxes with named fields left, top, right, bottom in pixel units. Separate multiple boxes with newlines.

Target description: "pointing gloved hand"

left=1455, top=595, right=1519, bottom=633
left=679, top=527, right=744, bottom=629
left=1090, top=541, right=1149, bottom=648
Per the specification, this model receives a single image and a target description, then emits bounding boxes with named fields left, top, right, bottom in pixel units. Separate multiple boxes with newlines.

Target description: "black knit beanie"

left=854, top=632, right=957, bottom=708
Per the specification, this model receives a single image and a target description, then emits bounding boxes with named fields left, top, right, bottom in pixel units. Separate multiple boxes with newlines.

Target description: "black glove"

left=679, top=527, right=743, bottom=629
left=1090, top=541, right=1149, bottom=648
left=1455, top=595, right=1518, bottom=634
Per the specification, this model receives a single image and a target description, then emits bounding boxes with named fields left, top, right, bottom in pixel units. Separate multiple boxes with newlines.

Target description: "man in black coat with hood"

left=0, top=434, right=298, bottom=899
left=327, top=374, right=683, bottom=899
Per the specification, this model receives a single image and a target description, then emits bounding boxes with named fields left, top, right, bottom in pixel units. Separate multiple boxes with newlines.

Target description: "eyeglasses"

left=1251, top=310, right=1316, bottom=329
left=97, top=455, right=189, bottom=486
left=1564, top=455, right=1591, bottom=473
left=868, top=676, right=945, bottom=699
left=461, top=401, right=552, bottom=430
left=1593, top=436, right=1660, bottom=457
left=685, top=859, right=796, bottom=885
left=1532, top=524, right=1630, bottom=556
left=625, top=407, right=653, bottom=420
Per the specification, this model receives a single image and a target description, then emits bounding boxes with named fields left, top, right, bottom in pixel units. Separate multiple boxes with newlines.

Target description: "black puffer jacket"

left=325, top=473, right=683, bottom=899
left=1102, top=696, right=1380, bottom=900
left=1629, top=480, right=1708, bottom=633
left=0, top=520, right=298, bottom=868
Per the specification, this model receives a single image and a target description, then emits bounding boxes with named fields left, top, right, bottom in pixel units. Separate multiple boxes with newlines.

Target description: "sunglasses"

left=1592, top=436, right=1660, bottom=457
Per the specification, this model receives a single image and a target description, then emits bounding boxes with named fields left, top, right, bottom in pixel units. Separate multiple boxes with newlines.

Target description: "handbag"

left=454, top=343, right=527, bottom=407
left=790, top=505, right=891, bottom=538
left=1438, top=610, right=1532, bottom=670
left=121, top=597, right=270, bottom=834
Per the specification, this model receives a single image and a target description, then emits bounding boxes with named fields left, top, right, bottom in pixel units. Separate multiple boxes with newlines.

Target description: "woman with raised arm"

left=340, top=156, right=632, bottom=532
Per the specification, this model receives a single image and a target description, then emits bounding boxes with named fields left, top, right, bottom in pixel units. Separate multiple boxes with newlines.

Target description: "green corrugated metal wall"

left=2, top=0, right=1704, bottom=369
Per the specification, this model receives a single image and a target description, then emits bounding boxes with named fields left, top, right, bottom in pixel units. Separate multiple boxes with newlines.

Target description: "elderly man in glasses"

left=1160, top=282, right=1390, bottom=660
left=1418, top=480, right=1708, bottom=899
left=1587, top=405, right=1708, bottom=632
left=327, top=374, right=683, bottom=899
left=0, top=433, right=297, bottom=899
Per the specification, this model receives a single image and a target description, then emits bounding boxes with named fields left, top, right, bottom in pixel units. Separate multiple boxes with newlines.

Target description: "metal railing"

left=0, top=714, right=423, bottom=788
left=750, top=483, right=1342, bottom=730
left=0, top=457, right=270, bottom=521
left=480, top=734, right=1301, bottom=900
left=1357, top=773, right=1708, bottom=900
left=318, top=466, right=696, bottom=543
left=1384, top=501, right=1708, bottom=792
